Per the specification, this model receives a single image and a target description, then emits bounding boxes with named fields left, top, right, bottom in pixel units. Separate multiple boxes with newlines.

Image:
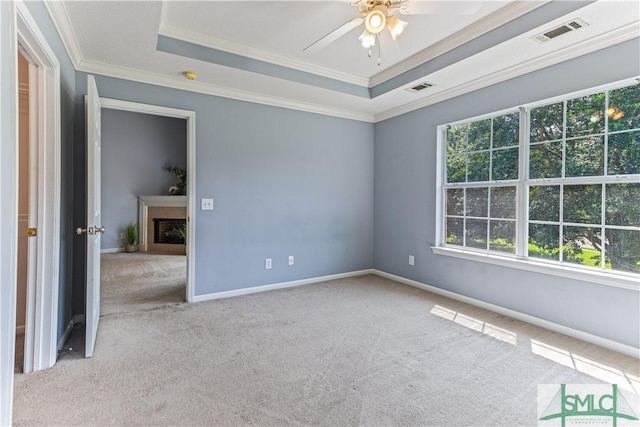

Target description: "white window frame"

left=433, top=77, right=640, bottom=291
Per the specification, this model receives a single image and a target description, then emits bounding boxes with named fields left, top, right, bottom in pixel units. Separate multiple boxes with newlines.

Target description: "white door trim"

left=100, top=97, right=196, bottom=303
left=16, top=1, right=61, bottom=373
left=0, top=1, right=18, bottom=424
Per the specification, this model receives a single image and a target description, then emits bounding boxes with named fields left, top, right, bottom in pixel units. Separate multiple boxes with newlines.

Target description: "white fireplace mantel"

left=138, top=195, right=187, bottom=251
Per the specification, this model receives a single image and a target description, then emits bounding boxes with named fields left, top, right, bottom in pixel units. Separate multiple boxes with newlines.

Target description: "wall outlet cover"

left=201, top=198, right=214, bottom=210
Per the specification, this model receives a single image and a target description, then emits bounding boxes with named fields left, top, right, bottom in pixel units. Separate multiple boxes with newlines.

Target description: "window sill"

left=431, top=246, right=640, bottom=291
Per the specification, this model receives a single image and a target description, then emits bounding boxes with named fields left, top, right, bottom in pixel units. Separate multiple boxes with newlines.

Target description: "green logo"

left=538, top=384, right=639, bottom=427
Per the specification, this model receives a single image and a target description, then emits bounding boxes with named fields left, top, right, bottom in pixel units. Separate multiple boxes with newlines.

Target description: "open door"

left=77, top=75, right=104, bottom=358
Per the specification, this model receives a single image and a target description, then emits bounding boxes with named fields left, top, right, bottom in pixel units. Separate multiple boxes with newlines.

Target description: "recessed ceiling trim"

left=157, top=34, right=370, bottom=98
left=159, top=23, right=370, bottom=88
left=370, top=0, right=597, bottom=98
left=42, top=1, right=82, bottom=67
left=375, top=22, right=640, bottom=123
left=369, top=0, right=550, bottom=87
left=76, top=59, right=375, bottom=123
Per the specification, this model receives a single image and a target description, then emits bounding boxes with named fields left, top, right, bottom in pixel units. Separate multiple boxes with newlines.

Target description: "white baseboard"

left=193, top=269, right=375, bottom=303
left=373, top=270, right=640, bottom=359
left=57, top=319, right=74, bottom=351
left=101, top=247, right=123, bottom=253
left=15, top=325, right=25, bottom=335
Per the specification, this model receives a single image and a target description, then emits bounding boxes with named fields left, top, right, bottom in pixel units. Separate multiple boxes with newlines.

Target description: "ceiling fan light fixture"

left=359, top=29, right=376, bottom=48
left=365, top=8, right=387, bottom=34
left=386, top=15, right=408, bottom=40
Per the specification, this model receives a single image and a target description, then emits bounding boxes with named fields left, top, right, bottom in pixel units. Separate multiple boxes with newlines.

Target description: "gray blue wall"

left=74, top=74, right=374, bottom=304
left=23, top=1, right=76, bottom=348
left=101, top=109, right=186, bottom=250
left=373, top=38, right=640, bottom=349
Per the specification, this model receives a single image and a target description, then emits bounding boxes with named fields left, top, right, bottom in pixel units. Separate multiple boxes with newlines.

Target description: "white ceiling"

left=48, top=1, right=640, bottom=122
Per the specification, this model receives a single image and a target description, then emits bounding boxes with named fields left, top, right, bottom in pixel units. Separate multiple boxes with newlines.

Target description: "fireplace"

left=153, top=218, right=186, bottom=245
left=138, top=196, right=187, bottom=254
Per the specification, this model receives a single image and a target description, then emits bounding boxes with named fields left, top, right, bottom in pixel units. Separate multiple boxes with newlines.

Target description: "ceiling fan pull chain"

left=368, top=48, right=372, bottom=58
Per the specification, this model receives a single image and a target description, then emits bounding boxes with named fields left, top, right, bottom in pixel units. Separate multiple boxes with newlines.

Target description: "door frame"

left=100, top=97, right=196, bottom=302
left=0, top=1, right=18, bottom=424
left=0, top=1, right=61, bottom=423
left=16, top=0, right=61, bottom=373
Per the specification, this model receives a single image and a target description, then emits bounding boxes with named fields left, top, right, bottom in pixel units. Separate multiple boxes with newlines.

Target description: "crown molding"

left=159, top=23, right=370, bottom=88
left=375, top=23, right=640, bottom=122
left=42, top=0, right=82, bottom=68
left=77, top=59, right=375, bottom=123
left=369, top=1, right=549, bottom=87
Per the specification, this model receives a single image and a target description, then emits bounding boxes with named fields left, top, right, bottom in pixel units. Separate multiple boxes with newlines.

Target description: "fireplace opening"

left=153, top=218, right=186, bottom=245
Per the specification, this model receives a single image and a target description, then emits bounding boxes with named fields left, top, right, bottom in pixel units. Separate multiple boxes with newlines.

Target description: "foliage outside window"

left=441, top=82, right=640, bottom=278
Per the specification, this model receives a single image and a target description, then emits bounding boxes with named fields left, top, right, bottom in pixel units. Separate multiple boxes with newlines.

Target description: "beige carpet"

left=12, top=258, right=639, bottom=426
left=100, top=252, right=186, bottom=317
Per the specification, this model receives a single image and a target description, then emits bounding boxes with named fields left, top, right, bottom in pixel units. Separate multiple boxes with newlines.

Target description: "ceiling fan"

left=303, top=0, right=483, bottom=64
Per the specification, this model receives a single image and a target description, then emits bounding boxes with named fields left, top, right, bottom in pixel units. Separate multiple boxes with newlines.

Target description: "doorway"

left=99, top=107, right=189, bottom=315
left=99, top=98, right=196, bottom=305
left=13, top=3, right=62, bottom=375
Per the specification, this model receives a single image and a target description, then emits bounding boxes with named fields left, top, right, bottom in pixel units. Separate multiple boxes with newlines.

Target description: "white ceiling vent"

left=532, top=18, right=588, bottom=43
left=405, top=82, right=434, bottom=93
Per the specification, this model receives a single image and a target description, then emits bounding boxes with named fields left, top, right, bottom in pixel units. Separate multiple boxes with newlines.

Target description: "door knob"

left=76, top=227, right=95, bottom=235
left=95, top=226, right=106, bottom=234
left=27, top=228, right=37, bottom=237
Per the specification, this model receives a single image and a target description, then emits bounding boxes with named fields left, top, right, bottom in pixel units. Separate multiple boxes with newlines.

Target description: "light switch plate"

left=201, top=198, right=214, bottom=210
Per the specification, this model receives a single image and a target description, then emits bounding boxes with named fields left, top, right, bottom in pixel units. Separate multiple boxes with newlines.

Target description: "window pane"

left=493, top=113, right=519, bottom=148
left=563, top=185, right=602, bottom=224
left=609, top=84, right=640, bottom=132
left=490, top=220, right=515, bottom=254
left=467, top=119, right=491, bottom=151
left=529, top=186, right=560, bottom=222
left=530, top=141, right=562, bottom=179
left=565, top=136, right=604, bottom=177
left=567, top=93, right=605, bottom=138
left=492, top=148, right=519, bottom=180
left=608, top=131, right=640, bottom=175
left=528, top=224, right=559, bottom=261
left=606, top=183, right=640, bottom=227
left=606, top=229, right=640, bottom=274
left=446, top=218, right=464, bottom=246
left=446, top=188, right=465, bottom=216
left=563, top=226, right=602, bottom=268
left=468, top=152, right=490, bottom=182
left=447, top=124, right=468, bottom=153
left=530, top=102, right=563, bottom=143
left=490, top=187, right=516, bottom=219
left=447, top=154, right=466, bottom=183
left=466, top=219, right=487, bottom=249
left=466, top=188, right=488, bottom=217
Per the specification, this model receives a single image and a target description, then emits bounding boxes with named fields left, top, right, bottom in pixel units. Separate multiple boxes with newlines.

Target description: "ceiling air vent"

left=532, top=18, right=588, bottom=43
left=405, top=82, right=434, bottom=93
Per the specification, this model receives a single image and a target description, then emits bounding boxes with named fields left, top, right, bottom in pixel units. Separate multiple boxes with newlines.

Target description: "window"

left=436, top=80, right=640, bottom=287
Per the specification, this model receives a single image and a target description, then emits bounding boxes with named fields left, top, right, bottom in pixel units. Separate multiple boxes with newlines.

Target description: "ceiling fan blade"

left=398, top=0, right=483, bottom=15
left=303, top=17, right=364, bottom=53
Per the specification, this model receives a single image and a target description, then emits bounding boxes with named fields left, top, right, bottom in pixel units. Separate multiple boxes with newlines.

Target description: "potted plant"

left=124, top=222, right=138, bottom=252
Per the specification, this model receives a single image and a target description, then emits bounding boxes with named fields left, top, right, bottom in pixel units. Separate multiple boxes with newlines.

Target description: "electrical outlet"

left=265, top=258, right=272, bottom=269
left=288, top=255, right=294, bottom=266
left=409, top=255, right=415, bottom=266
left=120, top=232, right=125, bottom=240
